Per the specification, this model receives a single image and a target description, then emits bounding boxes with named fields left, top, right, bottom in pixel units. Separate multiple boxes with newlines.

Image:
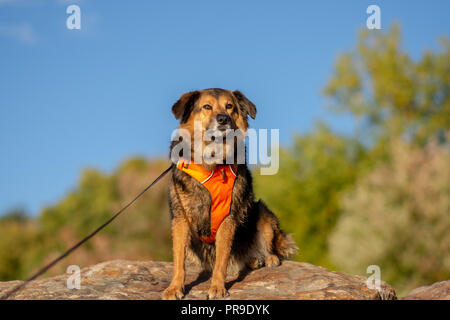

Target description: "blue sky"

left=0, top=0, right=449, bottom=216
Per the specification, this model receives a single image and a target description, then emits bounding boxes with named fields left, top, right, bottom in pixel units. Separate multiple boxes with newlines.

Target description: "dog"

left=162, top=88, right=298, bottom=300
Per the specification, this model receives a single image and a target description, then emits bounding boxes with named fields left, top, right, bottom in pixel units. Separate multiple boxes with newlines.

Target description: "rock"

left=402, top=280, right=450, bottom=300
left=0, top=260, right=396, bottom=300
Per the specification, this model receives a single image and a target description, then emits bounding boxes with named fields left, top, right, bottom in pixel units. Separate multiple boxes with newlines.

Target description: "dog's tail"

left=275, top=231, right=298, bottom=259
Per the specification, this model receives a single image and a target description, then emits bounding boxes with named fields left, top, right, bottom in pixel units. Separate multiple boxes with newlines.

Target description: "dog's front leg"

left=162, top=217, right=189, bottom=300
left=208, top=216, right=236, bottom=299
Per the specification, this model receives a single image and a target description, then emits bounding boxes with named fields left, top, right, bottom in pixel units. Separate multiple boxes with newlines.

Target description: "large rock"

left=402, top=280, right=450, bottom=300
left=0, top=260, right=396, bottom=300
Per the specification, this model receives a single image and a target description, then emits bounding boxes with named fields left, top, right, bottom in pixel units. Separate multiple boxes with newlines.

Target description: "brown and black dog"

left=163, top=88, right=297, bottom=300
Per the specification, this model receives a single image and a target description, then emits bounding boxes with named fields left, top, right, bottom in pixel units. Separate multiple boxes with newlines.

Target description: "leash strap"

left=0, top=164, right=173, bottom=300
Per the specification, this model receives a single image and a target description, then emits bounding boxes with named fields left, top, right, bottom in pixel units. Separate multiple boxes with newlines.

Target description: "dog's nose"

left=216, top=113, right=231, bottom=125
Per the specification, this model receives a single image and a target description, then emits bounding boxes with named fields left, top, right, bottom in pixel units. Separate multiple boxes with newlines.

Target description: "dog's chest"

left=176, top=161, right=237, bottom=241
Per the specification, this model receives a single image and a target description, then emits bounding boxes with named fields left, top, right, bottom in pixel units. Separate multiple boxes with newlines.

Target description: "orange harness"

left=176, top=159, right=237, bottom=243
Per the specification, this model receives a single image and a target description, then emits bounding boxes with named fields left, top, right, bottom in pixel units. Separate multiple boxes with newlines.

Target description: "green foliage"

left=324, top=24, right=450, bottom=145
left=0, top=158, right=172, bottom=281
left=329, top=138, right=450, bottom=296
left=0, top=213, right=42, bottom=280
left=255, top=25, right=450, bottom=293
left=40, top=169, right=119, bottom=238
left=322, top=25, right=450, bottom=294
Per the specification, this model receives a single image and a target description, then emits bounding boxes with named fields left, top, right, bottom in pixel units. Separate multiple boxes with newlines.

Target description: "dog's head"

left=172, top=88, right=256, bottom=132
left=171, top=88, right=257, bottom=167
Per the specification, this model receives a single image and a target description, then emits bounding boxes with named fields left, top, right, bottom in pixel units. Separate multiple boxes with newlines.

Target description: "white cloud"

left=0, top=23, right=38, bottom=44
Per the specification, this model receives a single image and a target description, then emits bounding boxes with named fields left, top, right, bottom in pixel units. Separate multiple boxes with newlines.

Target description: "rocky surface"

left=0, top=260, right=397, bottom=300
left=402, top=280, right=450, bottom=300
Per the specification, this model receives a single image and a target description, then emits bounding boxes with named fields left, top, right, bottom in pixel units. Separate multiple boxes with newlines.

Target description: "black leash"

left=0, top=164, right=173, bottom=300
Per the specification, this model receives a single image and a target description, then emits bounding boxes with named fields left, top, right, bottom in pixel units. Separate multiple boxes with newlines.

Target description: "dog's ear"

left=232, top=90, right=257, bottom=119
left=172, top=91, right=200, bottom=123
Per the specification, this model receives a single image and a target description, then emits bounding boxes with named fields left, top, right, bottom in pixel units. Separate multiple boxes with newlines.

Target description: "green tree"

left=0, top=157, right=172, bottom=281
left=323, top=25, right=450, bottom=294
left=323, top=25, right=450, bottom=145
left=256, top=25, right=450, bottom=274
left=0, top=210, right=42, bottom=280
left=329, top=137, right=450, bottom=296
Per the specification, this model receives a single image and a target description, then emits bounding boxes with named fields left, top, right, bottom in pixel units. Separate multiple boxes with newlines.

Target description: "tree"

left=329, top=137, right=450, bottom=296
left=0, top=210, right=41, bottom=280
left=323, top=25, right=450, bottom=146
left=0, top=157, right=172, bottom=281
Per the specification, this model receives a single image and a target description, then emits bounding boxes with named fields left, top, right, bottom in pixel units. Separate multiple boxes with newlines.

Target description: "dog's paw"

left=265, top=255, right=280, bottom=268
left=162, top=285, right=184, bottom=300
left=207, top=284, right=229, bottom=300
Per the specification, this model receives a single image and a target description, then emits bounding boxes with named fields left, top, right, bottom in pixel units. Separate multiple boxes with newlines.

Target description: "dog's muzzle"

left=216, top=113, right=231, bottom=131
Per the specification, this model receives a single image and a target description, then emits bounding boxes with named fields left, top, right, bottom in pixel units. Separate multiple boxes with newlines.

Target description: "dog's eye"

left=203, top=104, right=212, bottom=110
left=226, top=104, right=233, bottom=110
